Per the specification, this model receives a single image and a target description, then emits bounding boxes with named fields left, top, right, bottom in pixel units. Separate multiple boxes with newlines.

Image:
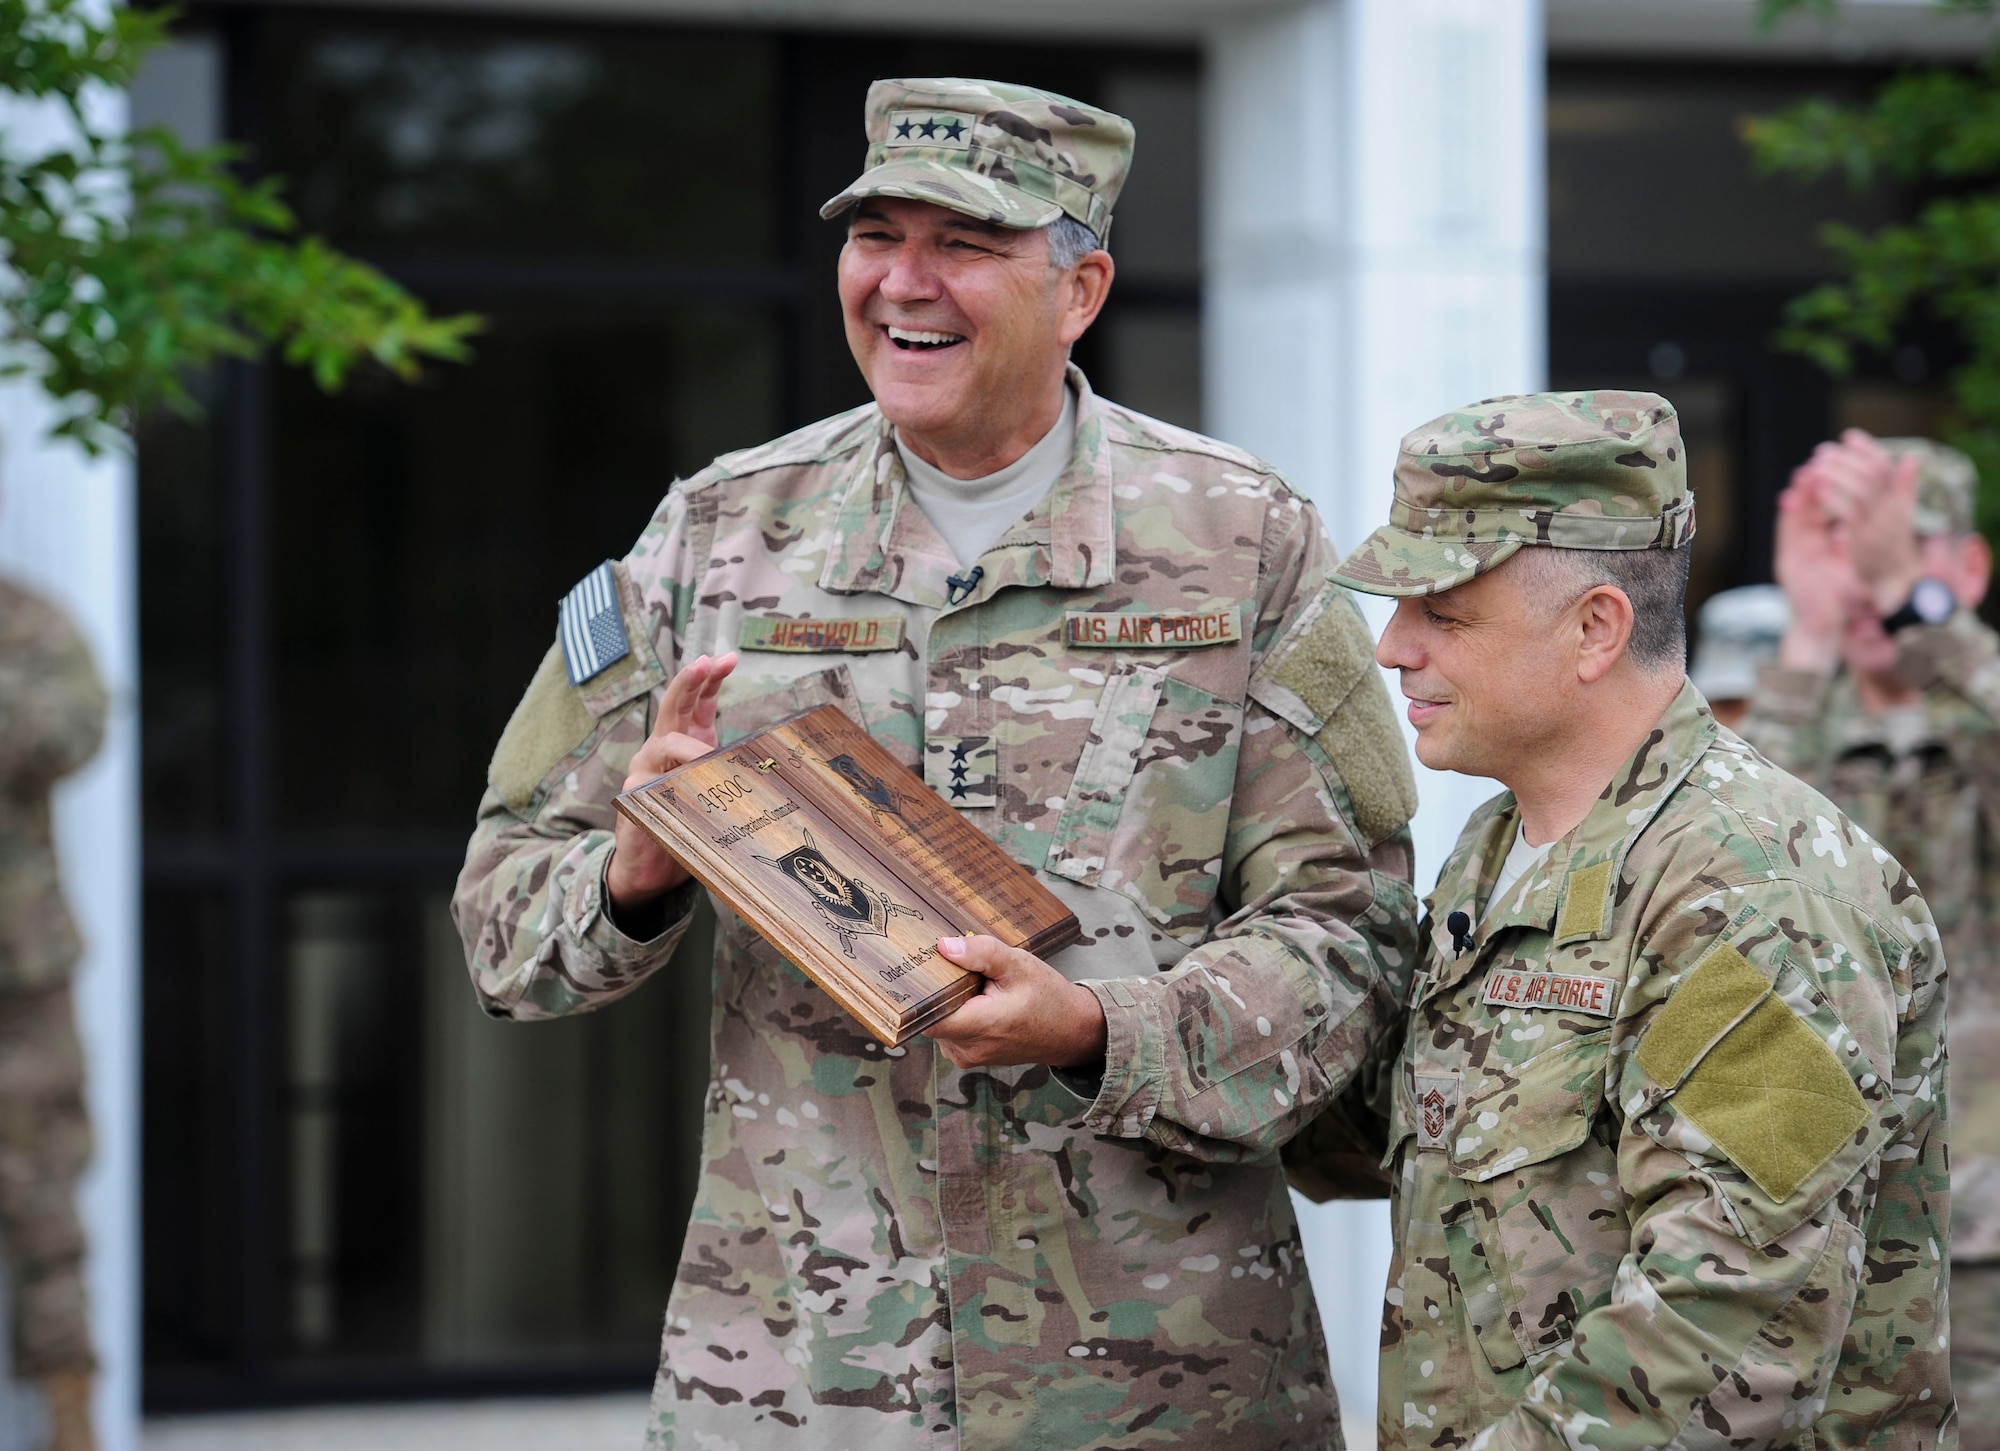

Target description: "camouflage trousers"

left=0, top=988, right=92, bottom=1378
left=1960, top=1261, right=2000, bottom=1451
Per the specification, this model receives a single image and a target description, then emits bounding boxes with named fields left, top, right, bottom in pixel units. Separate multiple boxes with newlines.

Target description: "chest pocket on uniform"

left=1045, top=664, right=1244, bottom=942
left=1447, top=1029, right=1622, bottom=1372
left=716, top=663, right=862, bottom=746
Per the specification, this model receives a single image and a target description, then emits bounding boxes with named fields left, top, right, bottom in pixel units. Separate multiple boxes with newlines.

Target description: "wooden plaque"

left=614, top=704, right=1081, bottom=1046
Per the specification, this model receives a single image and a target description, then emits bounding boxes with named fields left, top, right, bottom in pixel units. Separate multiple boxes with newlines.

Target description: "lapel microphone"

left=945, top=565, right=985, bottom=605
left=1446, top=910, right=1473, bottom=956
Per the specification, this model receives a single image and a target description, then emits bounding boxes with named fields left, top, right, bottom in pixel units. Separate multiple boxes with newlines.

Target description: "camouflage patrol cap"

left=819, top=77, right=1134, bottom=241
left=1331, top=391, right=1694, bottom=598
left=1880, top=436, right=1977, bottom=536
left=1689, top=583, right=1789, bottom=702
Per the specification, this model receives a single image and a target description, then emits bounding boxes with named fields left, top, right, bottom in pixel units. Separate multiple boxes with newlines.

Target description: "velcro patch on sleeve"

left=1671, top=997, right=1870, bottom=1203
left=490, top=644, right=598, bottom=815
left=1064, top=608, right=1241, bottom=649
left=1636, top=944, right=1771, bottom=1088
left=1639, top=943, right=1870, bottom=1203
left=738, top=615, right=905, bottom=653
left=1247, top=584, right=1417, bottom=847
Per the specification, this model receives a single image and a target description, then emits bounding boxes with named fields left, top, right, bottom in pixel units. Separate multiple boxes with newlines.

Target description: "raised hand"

left=1814, top=429, right=1924, bottom=614
left=607, top=652, right=738, bottom=912
left=1773, top=461, right=1858, bottom=674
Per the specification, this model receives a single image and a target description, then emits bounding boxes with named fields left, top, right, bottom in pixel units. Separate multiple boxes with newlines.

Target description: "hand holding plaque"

left=615, top=704, right=1081, bottom=1045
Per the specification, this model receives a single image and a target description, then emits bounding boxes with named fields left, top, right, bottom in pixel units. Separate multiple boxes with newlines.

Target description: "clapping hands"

left=1773, top=429, right=1923, bottom=671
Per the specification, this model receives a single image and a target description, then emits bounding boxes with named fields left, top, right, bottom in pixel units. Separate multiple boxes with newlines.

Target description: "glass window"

left=140, top=887, right=235, bottom=1370
left=259, top=17, right=781, bottom=263
left=137, top=384, right=228, bottom=837
left=1548, top=65, right=1904, bottom=283
left=267, top=302, right=783, bottom=834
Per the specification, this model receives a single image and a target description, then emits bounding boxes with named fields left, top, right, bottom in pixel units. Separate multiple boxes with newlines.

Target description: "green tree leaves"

left=0, top=0, right=478, bottom=451
left=1746, top=0, right=2000, bottom=528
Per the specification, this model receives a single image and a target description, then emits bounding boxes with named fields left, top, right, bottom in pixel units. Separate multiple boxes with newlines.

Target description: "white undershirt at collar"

left=1483, top=821, right=1554, bottom=925
left=896, top=386, right=1077, bottom=569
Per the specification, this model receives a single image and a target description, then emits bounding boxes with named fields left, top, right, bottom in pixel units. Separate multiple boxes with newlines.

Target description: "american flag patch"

left=558, top=562, right=631, bottom=686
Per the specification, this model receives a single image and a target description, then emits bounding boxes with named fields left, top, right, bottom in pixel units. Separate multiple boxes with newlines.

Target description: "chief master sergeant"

left=452, top=78, right=1421, bottom=1450
left=1291, top=392, right=1953, bottom=1451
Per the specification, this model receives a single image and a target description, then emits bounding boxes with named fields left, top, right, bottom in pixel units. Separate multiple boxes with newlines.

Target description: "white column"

left=0, top=96, right=141, bottom=1451
left=1205, top=0, right=1545, bottom=1433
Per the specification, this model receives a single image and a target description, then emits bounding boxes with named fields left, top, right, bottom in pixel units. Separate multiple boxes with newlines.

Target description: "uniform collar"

left=1423, top=680, right=1716, bottom=982
left=818, top=363, right=1118, bottom=607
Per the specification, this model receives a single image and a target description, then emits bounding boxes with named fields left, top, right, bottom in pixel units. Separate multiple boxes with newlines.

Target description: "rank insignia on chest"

left=1063, top=609, right=1241, bottom=649
left=738, top=616, right=906, bottom=654
left=1482, top=968, right=1617, bottom=1017
left=1414, top=1072, right=1460, bottom=1150
left=924, top=734, right=997, bottom=809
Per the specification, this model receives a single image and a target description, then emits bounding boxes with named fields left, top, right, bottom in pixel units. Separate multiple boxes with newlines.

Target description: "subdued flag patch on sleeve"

left=559, top=562, right=631, bottom=686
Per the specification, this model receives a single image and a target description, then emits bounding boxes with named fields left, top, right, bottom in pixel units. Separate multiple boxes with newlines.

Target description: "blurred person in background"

left=454, top=76, right=1419, bottom=1451
left=1742, top=428, right=2000, bottom=1443
left=0, top=574, right=105, bottom=1451
left=1687, top=583, right=1788, bottom=730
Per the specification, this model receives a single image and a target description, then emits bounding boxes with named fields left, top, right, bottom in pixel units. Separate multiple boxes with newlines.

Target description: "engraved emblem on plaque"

left=753, top=828, right=923, bottom=959
left=826, top=752, right=907, bottom=825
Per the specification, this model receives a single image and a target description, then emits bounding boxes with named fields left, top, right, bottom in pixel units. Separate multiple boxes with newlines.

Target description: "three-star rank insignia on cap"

left=887, top=111, right=974, bottom=150
left=558, top=561, right=631, bottom=686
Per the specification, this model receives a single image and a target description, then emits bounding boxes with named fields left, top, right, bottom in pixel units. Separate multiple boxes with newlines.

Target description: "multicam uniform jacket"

left=452, top=367, right=1420, bottom=1450
left=1744, top=613, right=2000, bottom=1266
left=0, top=578, right=106, bottom=995
left=0, top=577, right=104, bottom=1376
left=1323, top=685, right=1952, bottom=1451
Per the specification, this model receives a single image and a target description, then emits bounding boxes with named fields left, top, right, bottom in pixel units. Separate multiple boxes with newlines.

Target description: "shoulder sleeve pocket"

left=488, top=560, right=666, bottom=815
left=1247, top=582, right=1416, bottom=848
left=1636, top=922, right=1887, bottom=1245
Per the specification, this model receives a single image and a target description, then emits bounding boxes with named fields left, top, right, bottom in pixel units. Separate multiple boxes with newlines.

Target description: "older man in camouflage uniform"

left=454, top=77, right=1419, bottom=1450
left=1292, top=392, right=1953, bottom=1451
left=0, top=576, right=105, bottom=1451
left=1743, top=427, right=1996, bottom=1445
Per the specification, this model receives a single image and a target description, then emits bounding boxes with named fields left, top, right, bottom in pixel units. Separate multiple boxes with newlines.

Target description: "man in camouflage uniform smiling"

left=453, top=77, right=1420, bottom=1449
left=1296, top=392, right=1954, bottom=1451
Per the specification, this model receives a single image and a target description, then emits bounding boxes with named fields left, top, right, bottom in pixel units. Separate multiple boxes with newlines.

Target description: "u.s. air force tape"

left=1064, top=609, right=1240, bottom=649
left=1482, top=969, right=1617, bottom=1017
left=559, top=562, right=630, bottom=685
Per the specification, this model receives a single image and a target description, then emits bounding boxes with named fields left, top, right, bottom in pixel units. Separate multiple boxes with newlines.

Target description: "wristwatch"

left=1882, top=576, right=1957, bottom=634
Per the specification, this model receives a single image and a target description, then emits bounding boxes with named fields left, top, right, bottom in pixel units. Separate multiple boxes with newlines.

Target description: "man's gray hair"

left=837, top=203, right=1103, bottom=269
left=1509, top=544, right=1692, bottom=671
left=1045, top=215, right=1104, bottom=269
